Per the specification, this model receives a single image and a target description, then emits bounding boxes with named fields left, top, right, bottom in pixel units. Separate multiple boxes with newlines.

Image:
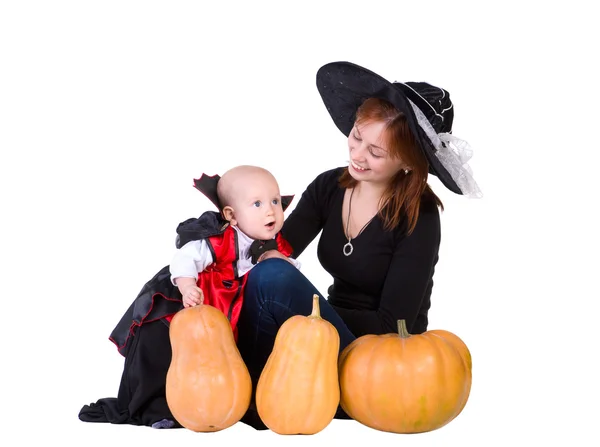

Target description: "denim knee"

left=243, top=257, right=357, bottom=354
left=245, top=258, right=301, bottom=303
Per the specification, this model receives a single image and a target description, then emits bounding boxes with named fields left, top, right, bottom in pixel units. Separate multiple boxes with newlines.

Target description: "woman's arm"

left=281, top=168, right=342, bottom=258
left=333, top=206, right=441, bottom=336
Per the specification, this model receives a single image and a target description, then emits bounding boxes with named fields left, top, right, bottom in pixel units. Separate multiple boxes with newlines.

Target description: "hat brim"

left=316, top=61, right=461, bottom=195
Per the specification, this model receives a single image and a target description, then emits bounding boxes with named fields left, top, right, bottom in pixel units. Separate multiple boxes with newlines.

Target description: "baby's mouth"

left=265, top=222, right=275, bottom=230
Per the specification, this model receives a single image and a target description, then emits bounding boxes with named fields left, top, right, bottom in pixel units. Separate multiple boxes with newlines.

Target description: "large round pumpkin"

left=165, top=304, right=252, bottom=432
left=256, top=294, right=340, bottom=435
left=338, top=320, right=472, bottom=434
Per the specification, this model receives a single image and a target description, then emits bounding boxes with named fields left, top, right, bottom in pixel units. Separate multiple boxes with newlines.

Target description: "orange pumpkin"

left=256, top=294, right=340, bottom=435
left=338, top=319, right=472, bottom=434
left=165, top=304, right=252, bottom=432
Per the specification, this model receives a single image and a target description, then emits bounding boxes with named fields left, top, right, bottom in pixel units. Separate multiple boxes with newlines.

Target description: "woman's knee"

left=246, top=258, right=304, bottom=296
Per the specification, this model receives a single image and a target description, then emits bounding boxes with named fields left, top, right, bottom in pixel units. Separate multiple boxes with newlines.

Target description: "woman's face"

left=347, top=120, right=406, bottom=186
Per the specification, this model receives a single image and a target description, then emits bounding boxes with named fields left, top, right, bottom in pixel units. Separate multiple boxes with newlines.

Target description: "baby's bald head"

left=217, top=165, right=278, bottom=208
left=215, top=165, right=285, bottom=240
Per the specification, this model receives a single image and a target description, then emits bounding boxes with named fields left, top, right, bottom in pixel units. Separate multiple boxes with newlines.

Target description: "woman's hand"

left=258, top=249, right=292, bottom=264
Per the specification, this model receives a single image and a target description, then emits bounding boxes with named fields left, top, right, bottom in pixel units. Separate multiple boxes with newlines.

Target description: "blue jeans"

left=236, top=258, right=356, bottom=429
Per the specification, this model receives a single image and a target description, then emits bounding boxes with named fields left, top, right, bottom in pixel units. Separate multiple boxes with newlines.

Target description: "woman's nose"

left=352, top=142, right=368, bottom=159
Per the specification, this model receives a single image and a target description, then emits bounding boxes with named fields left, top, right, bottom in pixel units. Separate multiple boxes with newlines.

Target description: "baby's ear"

left=222, top=206, right=236, bottom=225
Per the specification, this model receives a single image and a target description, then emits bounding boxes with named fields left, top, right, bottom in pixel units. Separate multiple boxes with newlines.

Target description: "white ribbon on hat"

left=408, top=100, right=483, bottom=198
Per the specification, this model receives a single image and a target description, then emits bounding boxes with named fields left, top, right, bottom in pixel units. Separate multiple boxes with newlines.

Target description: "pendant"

left=343, top=241, right=353, bottom=256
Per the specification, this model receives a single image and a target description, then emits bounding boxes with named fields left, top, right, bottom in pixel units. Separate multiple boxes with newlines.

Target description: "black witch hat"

left=316, top=61, right=481, bottom=197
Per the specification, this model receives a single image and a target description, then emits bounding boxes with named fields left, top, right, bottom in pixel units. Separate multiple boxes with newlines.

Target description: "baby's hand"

left=182, top=285, right=204, bottom=308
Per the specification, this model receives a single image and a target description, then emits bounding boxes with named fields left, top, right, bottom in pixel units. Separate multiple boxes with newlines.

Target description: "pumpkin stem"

left=397, top=319, right=411, bottom=338
left=309, top=294, right=322, bottom=319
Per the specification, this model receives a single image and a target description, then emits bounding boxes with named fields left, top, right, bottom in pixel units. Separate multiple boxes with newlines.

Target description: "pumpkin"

left=255, top=294, right=340, bottom=435
left=338, top=319, right=472, bottom=434
left=165, top=304, right=252, bottom=432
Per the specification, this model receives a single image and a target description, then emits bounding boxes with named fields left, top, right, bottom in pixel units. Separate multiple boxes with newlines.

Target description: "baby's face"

left=229, top=174, right=285, bottom=241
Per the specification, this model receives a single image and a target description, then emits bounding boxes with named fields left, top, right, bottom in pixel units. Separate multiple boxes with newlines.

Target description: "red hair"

left=338, top=97, right=443, bottom=235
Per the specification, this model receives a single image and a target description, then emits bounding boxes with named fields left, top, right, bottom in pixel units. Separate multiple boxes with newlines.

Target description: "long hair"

left=338, top=97, right=443, bottom=235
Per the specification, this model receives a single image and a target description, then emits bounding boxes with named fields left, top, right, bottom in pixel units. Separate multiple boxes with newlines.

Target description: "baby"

left=79, top=165, right=300, bottom=430
left=170, top=165, right=300, bottom=313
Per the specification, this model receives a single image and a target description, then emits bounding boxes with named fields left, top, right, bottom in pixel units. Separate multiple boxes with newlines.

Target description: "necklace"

left=343, top=187, right=373, bottom=256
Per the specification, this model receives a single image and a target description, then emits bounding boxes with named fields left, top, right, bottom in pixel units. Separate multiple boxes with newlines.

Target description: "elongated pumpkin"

left=338, top=320, right=472, bottom=434
left=165, top=304, right=252, bottom=432
left=256, top=294, right=340, bottom=435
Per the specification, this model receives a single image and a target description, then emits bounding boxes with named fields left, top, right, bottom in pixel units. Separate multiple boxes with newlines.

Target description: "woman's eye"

left=353, top=132, right=362, bottom=141
left=369, top=149, right=382, bottom=159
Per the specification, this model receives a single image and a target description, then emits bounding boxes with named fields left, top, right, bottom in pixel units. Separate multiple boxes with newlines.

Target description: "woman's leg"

left=237, top=258, right=356, bottom=379
left=236, top=258, right=356, bottom=429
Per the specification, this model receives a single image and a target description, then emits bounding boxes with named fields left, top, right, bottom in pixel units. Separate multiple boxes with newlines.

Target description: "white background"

left=1, top=1, right=598, bottom=446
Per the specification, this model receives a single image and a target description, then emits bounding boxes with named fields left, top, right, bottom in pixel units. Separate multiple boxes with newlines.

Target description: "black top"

left=281, top=167, right=441, bottom=337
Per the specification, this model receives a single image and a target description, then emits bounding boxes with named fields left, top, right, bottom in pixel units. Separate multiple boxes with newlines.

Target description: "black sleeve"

left=333, top=204, right=441, bottom=336
left=281, top=168, right=342, bottom=258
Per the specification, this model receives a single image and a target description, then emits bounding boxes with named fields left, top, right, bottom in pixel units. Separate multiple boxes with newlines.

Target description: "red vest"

left=166, top=226, right=293, bottom=341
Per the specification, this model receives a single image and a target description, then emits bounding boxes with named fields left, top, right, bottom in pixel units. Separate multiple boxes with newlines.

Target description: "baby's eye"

left=253, top=201, right=261, bottom=207
left=272, top=199, right=279, bottom=205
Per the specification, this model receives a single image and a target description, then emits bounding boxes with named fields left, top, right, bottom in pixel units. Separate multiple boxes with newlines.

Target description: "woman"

left=236, top=61, right=481, bottom=429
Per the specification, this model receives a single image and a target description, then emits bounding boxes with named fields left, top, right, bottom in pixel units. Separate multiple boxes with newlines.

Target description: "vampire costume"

left=78, top=173, right=294, bottom=428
